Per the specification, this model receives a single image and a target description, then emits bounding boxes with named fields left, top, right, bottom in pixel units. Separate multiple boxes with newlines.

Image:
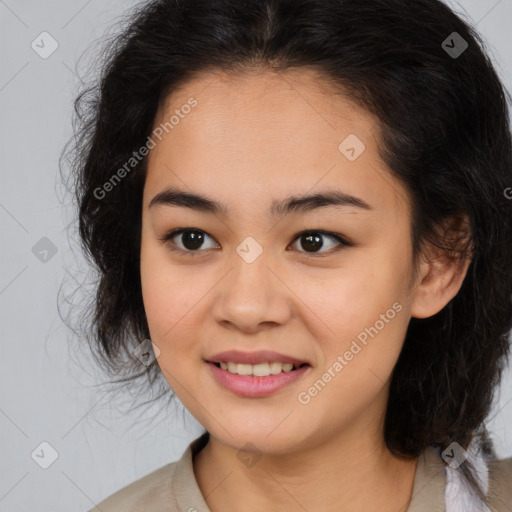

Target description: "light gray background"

left=0, top=1, right=511, bottom=510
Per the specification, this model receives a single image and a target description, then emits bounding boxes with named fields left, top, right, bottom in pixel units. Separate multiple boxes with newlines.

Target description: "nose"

left=211, top=243, right=292, bottom=334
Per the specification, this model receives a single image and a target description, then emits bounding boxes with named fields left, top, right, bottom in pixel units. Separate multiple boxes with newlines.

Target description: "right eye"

left=158, top=228, right=219, bottom=255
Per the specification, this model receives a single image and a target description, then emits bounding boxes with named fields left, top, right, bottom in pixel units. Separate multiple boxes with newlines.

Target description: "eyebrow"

left=148, top=186, right=373, bottom=217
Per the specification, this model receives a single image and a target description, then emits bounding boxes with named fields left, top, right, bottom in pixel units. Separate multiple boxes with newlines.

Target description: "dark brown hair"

left=61, top=0, right=512, bottom=500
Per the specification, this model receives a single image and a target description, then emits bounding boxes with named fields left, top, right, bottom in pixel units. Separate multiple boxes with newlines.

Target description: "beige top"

left=88, top=432, right=512, bottom=511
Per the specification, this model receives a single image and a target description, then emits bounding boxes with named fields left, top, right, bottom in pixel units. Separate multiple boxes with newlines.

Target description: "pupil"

left=302, top=234, right=323, bottom=252
left=183, top=230, right=204, bottom=250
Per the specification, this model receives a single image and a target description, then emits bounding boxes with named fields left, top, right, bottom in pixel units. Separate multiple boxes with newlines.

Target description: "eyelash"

left=158, top=228, right=353, bottom=257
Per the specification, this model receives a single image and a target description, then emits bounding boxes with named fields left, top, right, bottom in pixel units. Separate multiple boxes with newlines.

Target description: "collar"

left=171, top=432, right=449, bottom=512
left=407, top=445, right=447, bottom=511
left=172, top=432, right=211, bottom=512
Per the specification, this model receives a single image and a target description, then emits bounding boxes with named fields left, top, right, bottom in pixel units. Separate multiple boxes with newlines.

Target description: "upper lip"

left=206, top=350, right=309, bottom=366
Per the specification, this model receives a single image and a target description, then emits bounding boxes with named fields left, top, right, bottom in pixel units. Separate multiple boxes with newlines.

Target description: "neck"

left=193, top=425, right=418, bottom=512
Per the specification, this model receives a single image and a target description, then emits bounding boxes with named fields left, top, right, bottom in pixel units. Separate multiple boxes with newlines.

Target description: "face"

left=140, top=68, right=418, bottom=455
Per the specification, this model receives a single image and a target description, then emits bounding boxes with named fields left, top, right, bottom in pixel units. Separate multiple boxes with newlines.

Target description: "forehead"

left=154, top=66, right=373, bottom=147
left=145, top=67, right=411, bottom=220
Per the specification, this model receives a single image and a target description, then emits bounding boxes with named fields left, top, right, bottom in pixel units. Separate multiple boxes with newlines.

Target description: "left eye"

left=159, top=228, right=350, bottom=255
left=288, top=230, right=350, bottom=255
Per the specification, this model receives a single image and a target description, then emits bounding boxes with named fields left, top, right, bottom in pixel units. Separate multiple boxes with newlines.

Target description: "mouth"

left=205, top=351, right=312, bottom=397
left=205, top=350, right=311, bottom=396
left=209, top=361, right=309, bottom=377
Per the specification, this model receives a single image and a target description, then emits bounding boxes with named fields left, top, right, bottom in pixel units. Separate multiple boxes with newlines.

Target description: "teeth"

left=253, top=362, right=270, bottom=377
left=237, top=363, right=253, bottom=376
left=270, top=362, right=283, bottom=374
left=217, top=361, right=299, bottom=376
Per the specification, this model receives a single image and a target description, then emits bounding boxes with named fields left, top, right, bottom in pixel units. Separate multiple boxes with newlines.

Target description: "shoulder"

left=486, top=455, right=512, bottom=511
left=87, top=432, right=211, bottom=512
left=87, top=459, right=180, bottom=512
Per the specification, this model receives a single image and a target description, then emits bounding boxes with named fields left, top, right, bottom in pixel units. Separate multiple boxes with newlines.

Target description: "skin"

left=140, top=67, right=471, bottom=512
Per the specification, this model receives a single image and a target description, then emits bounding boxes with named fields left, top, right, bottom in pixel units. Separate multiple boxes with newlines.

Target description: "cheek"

left=140, top=255, right=206, bottom=391
left=296, top=253, right=410, bottom=337
left=307, top=247, right=412, bottom=376
left=140, top=238, right=198, bottom=347
left=297, top=288, right=409, bottom=428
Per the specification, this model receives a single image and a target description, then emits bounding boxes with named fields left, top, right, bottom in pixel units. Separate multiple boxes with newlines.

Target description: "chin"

left=207, top=420, right=310, bottom=455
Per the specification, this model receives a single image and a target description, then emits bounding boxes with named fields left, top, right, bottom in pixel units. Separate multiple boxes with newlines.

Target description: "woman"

left=65, top=0, right=512, bottom=509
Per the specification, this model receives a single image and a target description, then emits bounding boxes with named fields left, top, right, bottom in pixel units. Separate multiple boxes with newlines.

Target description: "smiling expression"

left=140, top=67, right=420, bottom=454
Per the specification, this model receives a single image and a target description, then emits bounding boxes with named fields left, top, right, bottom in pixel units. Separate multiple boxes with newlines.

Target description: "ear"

left=410, top=214, right=473, bottom=319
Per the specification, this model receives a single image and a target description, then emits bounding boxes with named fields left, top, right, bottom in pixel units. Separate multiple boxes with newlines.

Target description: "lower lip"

left=207, top=362, right=310, bottom=397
